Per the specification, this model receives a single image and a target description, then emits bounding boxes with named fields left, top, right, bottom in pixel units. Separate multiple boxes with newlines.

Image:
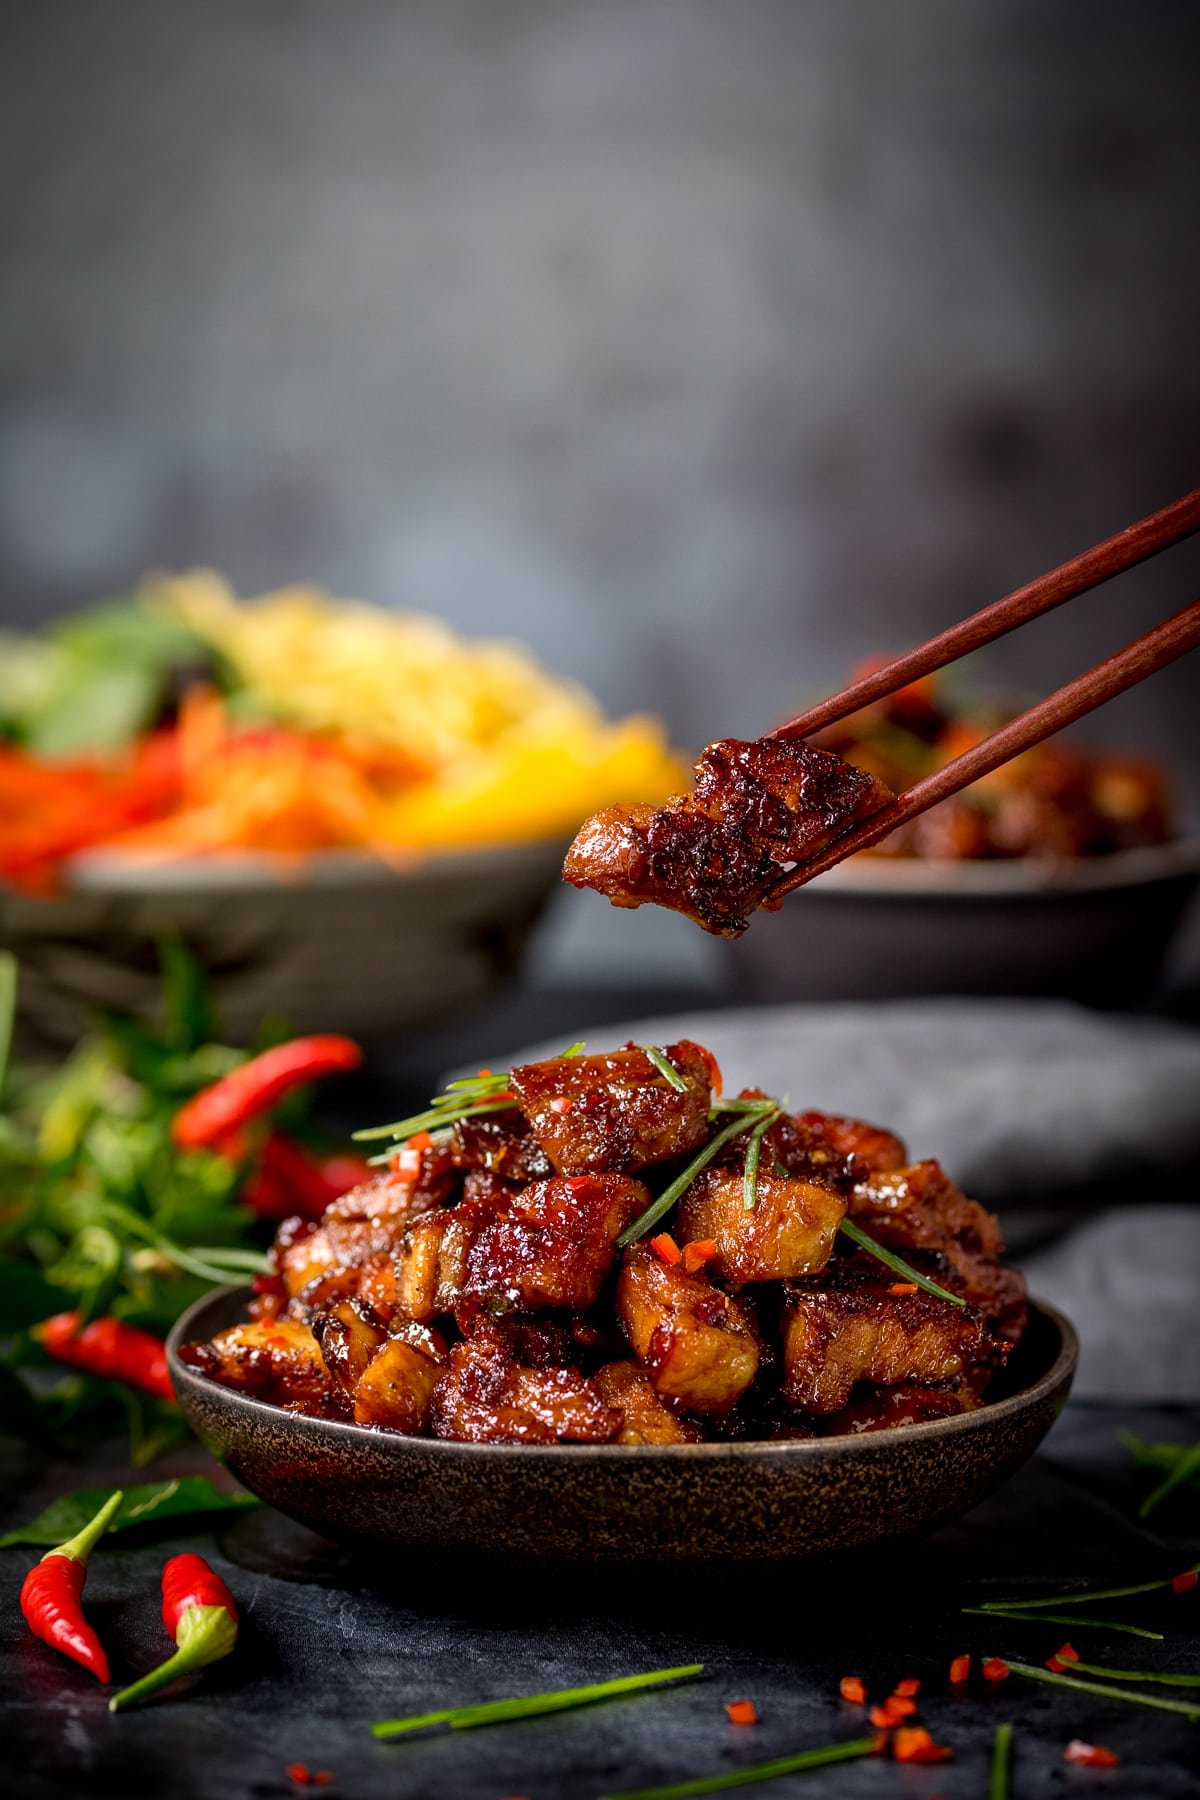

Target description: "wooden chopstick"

left=766, top=594, right=1200, bottom=901
left=771, top=485, right=1200, bottom=743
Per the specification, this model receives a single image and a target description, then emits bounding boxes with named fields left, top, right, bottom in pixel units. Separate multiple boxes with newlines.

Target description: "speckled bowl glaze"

left=169, top=1289, right=1076, bottom=1564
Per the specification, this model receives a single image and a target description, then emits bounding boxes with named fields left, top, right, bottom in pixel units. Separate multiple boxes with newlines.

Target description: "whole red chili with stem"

left=35, top=1312, right=174, bottom=1402
left=171, top=1036, right=363, bottom=1151
left=20, top=1489, right=124, bottom=1682
left=109, top=1553, right=238, bottom=1712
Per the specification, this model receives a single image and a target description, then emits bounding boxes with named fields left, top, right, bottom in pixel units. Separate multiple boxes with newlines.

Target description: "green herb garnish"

left=618, top=1102, right=775, bottom=1247
left=976, top=1564, right=1200, bottom=1612
left=989, top=1723, right=1013, bottom=1800
left=598, top=1736, right=881, bottom=1800
left=371, top=1664, right=703, bottom=1740
left=1062, top=1658, right=1200, bottom=1686
left=742, top=1109, right=779, bottom=1212
left=641, top=1045, right=689, bottom=1093
left=962, top=1607, right=1163, bottom=1640
left=1004, top=1658, right=1200, bottom=1721
left=838, top=1218, right=967, bottom=1307
left=0, top=1476, right=260, bottom=1547
left=1139, top=1442, right=1200, bottom=1519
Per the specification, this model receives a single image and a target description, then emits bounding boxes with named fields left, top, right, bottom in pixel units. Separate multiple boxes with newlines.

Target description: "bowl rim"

left=168, top=1287, right=1077, bottom=1465
left=808, top=835, right=1200, bottom=900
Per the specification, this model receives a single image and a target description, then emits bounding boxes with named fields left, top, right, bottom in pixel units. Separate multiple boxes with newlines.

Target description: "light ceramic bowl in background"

left=0, top=839, right=568, bottom=1049
left=722, top=839, right=1200, bottom=1009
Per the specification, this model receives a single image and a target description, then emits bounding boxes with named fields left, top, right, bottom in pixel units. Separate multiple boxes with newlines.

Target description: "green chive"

left=354, top=1094, right=515, bottom=1144
left=598, top=1736, right=882, bottom=1800
left=1140, top=1442, right=1200, bottom=1519
left=838, top=1218, right=967, bottom=1307
left=618, top=1105, right=776, bottom=1248
left=742, top=1110, right=779, bottom=1212
left=962, top=1607, right=1163, bottom=1640
left=1065, top=1659, right=1200, bottom=1687
left=1004, top=1659, right=1200, bottom=1721
left=641, top=1046, right=689, bottom=1093
left=977, top=1564, right=1200, bottom=1612
left=371, top=1664, right=703, bottom=1741
left=989, top=1723, right=1013, bottom=1800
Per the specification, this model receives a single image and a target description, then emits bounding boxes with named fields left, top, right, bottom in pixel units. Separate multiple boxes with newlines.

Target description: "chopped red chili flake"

left=870, top=1696, right=917, bottom=1726
left=285, top=1767, right=312, bottom=1787
left=408, top=1130, right=434, bottom=1152
left=549, top=1097, right=573, bottom=1114
left=1046, top=1656, right=1067, bottom=1673
left=892, top=1677, right=921, bottom=1698
left=650, top=1233, right=682, bottom=1265
left=893, top=1725, right=952, bottom=1764
left=1056, top=1643, right=1080, bottom=1663
left=982, top=1658, right=1011, bottom=1682
left=725, top=1699, right=758, bottom=1725
left=839, top=1675, right=868, bottom=1704
left=682, top=1239, right=718, bottom=1275
left=887, top=1282, right=919, bottom=1295
left=948, top=1654, right=970, bottom=1685
left=477, top=1068, right=493, bottom=1078
left=1172, top=1569, right=1198, bottom=1594
left=1064, top=1741, right=1120, bottom=1768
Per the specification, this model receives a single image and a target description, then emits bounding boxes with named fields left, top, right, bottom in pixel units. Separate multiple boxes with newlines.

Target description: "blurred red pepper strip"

left=19, top=1490, right=123, bottom=1682
left=242, top=1131, right=373, bottom=1221
left=171, top=1035, right=364, bottom=1151
left=109, top=1552, right=238, bottom=1712
left=34, top=1312, right=174, bottom=1402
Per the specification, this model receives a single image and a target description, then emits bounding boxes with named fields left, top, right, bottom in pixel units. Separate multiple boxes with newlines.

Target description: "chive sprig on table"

left=963, top=1606, right=1164, bottom=1639
left=1004, top=1660, right=1200, bottom=1721
left=370, top=1664, right=703, bottom=1741
left=977, top=1563, right=1200, bottom=1612
left=989, top=1722, right=1013, bottom=1800
left=597, top=1735, right=882, bottom=1800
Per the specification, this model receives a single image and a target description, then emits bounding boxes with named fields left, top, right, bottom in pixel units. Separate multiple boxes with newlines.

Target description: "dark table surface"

left=3, top=1399, right=1198, bottom=1800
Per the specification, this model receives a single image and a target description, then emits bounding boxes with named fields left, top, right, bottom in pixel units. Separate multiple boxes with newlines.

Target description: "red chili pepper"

left=1055, top=1643, right=1079, bottom=1663
left=887, top=1282, right=919, bottom=1295
left=20, top=1490, right=123, bottom=1682
left=1172, top=1569, right=1198, bottom=1594
left=982, top=1658, right=1010, bottom=1682
left=650, top=1233, right=682, bottom=1265
left=724, top=1699, right=758, bottom=1725
left=892, top=1725, right=952, bottom=1764
left=839, top=1674, right=868, bottom=1704
left=871, top=1696, right=917, bottom=1726
left=171, top=1036, right=364, bottom=1150
left=682, top=1239, right=718, bottom=1275
left=109, top=1553, right=238, bottom=1711
left=242, top=1132, right=371, bottom=1222
left=35, top=1312, right=174, bottom=1402
left=1064, top=1741, right=1120, bottom=1768
left=892, top=1678, right=920, bottom=1698
left=948, top=1654, right=970, bottom=1685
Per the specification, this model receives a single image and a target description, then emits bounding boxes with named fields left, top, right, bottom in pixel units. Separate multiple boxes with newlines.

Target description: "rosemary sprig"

left=742, top=1109, right=780, bottom=1212
left=963, top=1607, right=1163, bottom=1640
left=371, top=1664, right=702, bottom=1740
left=977, top=1563, right=1200, bottom=1612
left=617, top=1102, right=776, bottom=1248
left=989, top=1722, right=1013, bottom=1800
left=641, top=1045, right=689, bottom=1094
left=598, top=1737, right=881, bottom=1800
left=1064, top=1658, right=1200, bottom=1686
left=838, top=1218, right=967, bottom=1307
left=1004, top=1659, right=1200, bottom=1721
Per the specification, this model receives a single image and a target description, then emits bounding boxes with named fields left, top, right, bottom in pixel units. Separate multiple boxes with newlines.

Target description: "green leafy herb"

left=838, top=1218, right=967, bottom=1307
left=598, top=1737, right=881, bottom=1800
left=741, top=1109, right=779, bottom=1212
left=0, top=1476, right=260, bottom=1547
left=371, top=1664, right=703, bottom=1741
left=976, top=1564, right=1200, bottom=1612
left=618, top=1102, right=776, bottom=1248
left=989, top=1722, right=1013, bottom=1800
left=962, top=1607, right=1163, bottom=1640
left=1004, top=1658, right=1200, bottom=1721
left=641, top=1046, right=689, bottom=1094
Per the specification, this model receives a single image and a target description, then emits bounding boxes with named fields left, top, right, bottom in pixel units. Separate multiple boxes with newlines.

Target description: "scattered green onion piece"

left=598, top=1736, right=881, bottom=1800
left=962, top=1607, right=1163, bottom=1640
left=371, top=1664, right=703, bottom=1740
left=641, top=1045, right=689, bottom=1093
left=354, top=1094, right=516, bottom=1145
left=1140, top=1442, right=1200, bottom=1519
left=1065, top=1659, right=1200, bottom=1686
left=837, top=1218, right=967, bottom=1307
left=742, top=1110, right=780, bottom=1212
left=618, top=1105, right=775, bottom=1248
left=1004, top=1659, right=1200, bottom=1721
left=989, top=1723, right=1013, bottom=1800
left=978, top=1563, right=1200, bottom=1612
left=0, top=949, right=16, bottom=1094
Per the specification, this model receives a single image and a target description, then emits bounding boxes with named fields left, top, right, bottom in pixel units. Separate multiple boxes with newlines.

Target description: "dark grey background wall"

left=3, top=0, right=1199, bottom=800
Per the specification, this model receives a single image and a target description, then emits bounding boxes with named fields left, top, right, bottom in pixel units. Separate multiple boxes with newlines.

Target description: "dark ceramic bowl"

left=169, top=1289, right=1076, bottom=1564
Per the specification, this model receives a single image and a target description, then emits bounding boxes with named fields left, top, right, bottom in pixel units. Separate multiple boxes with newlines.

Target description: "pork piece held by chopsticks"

left=563, top=737, right=893, bottom=935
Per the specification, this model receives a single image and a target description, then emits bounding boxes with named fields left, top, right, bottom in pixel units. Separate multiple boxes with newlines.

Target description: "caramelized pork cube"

left=820, top=1382, right=981, bottom=1436
left=462, top=1175, right=650, bottom=1313
left=593, top=1360, right=703, bottom=1444
left=277, top=1165, right=451, bottom=1298
left=793, top=1111, right=908, bottom=1177
left=393, top=1201, right=496, bottom=1324
left=617, top=1245, right=759, bottom=1415
left=309, top=1300, right=386, bottom=1403
left=677, top=1167, right=844, bottom=1286
left=781, top=1277, right=999, bottom=1414
left=564, top=738, right=892, bottom=936
left=450, top=1113, right=553, bottom=1183
left=849, top=1159, right=1027, bottom=1336
left=428, top=1331, right=620, bottom=1444
left=354, top=1322, right=447, bottom=1432
left=179, top=1317, right=346, bottom=1417
left=508, top=1042, right=713, bottom=1175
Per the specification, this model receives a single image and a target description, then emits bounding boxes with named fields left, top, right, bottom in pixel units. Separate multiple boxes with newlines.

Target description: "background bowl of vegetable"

left=0, top=573, right=683, bottom=1046
left=168, top=1288, right=1076, bottom=1564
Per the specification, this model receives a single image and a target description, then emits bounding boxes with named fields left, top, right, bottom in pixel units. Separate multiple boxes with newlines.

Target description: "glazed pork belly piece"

left=428, top=1330, right=620, bottom=1444
left=593, top=1361, right=703, bottom=1444
left=508, top=1041, right=714, bottom=1175
left=617, top=1244, right=760, bottom=1415
left=819, top=1382, right=982, bottom=1435
left=563, top=736, right=893, bottom=935
left=276, top=1156, right=456, bottom=1300
left=676, top=1165, right=845, bottom=1286
left=179, top=1317, right=347, bottom=1418
left=781, top=1274, right=1004, bottom=1414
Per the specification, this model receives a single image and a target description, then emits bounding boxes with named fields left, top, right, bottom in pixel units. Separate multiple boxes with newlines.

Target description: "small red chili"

left=892, top=1678, right=920, bottom=1698
left=1064, top=1741, right=1120, bottom=1768
left=1172, top=1569, right=1198, bottom=1594
left=892, top=1725, right=952, bottom=1764
left=650, top=1233, right=682, bottom=1265
left=682, top=1239, right=718, bottom=1275
left=35, top=1312, right=174, bottom=1402
left=725, top=1699, right=758, bottom=1725
left=982, top=1658, right=1010, bottom=1683
left=948, top=1654, right=970, bottom=1685
left=109, top=1553, right=238, bottom=1712
left=20, top=1490, right=123, bottom=1682
left=839, top=1674, right=868, bottom=1704
left=171, top=1035, right=363, bottom=1150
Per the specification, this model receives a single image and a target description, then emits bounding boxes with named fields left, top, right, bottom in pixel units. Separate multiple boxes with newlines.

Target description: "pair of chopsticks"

left=766, top=486, right=1200, bottom=898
